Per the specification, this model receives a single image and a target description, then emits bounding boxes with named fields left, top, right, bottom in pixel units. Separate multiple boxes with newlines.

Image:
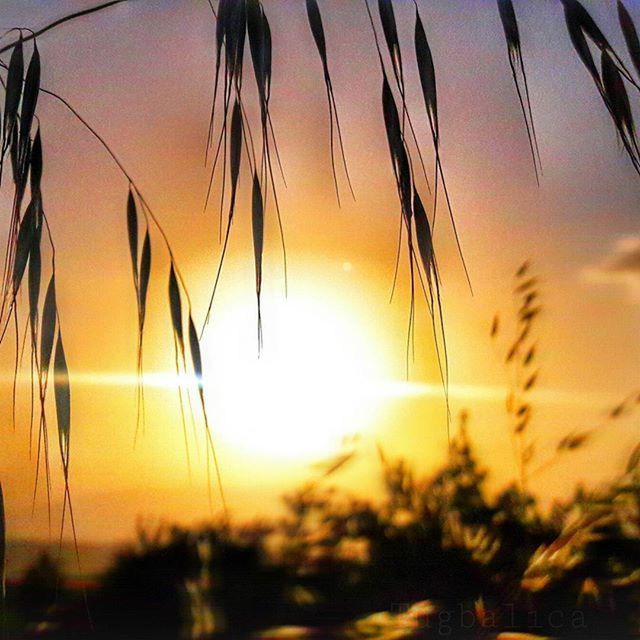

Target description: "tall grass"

left=497, top=0, right=542, bottom=184
left=305, top=0, right=355, bottom=207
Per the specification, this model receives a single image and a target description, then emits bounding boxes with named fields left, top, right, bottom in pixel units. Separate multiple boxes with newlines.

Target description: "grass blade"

left=601, top=49, right=640, bottom=169
left=497, top=0, right=520, bottom=55
left=602, top=49, right=636, bottom=137
left=562, top=0, right=611, bottom=52
left=414, top=8, right=438, bottom=144
left=139, top=230, right=151, bottom=325
left=306, top=0, right=355, bottom=204
left=382, top=76, right=402, bottom=161
left=262, top=10, right=272, bottom=97
left=251, top=172, right=264, bottom=348
left=168, top=264, right=183, bottom=351
left=126, top=189, right=138, bottom=288
left=229, top=98, right=243, bottom=214
left=30, top=128, right=43, bottom=200
left=563, top=1, right=601, bottom=86
left=12, top=200, right=36, bottom=294
left=134, top=229, right=151, bottom=440
left=3, top=39, right=23, bottom=151
left=561, top=0, right=640, bottom=172
left=378, top=0, right=402, bottom=85
left=40, top=275, right=56, bottom=376
left=382, top=76, right=411, bottom=219
left=251, top=172, right=264, bottom=295
left=413, top=188, right=434, bottom=282
left=497, top=0, right=542, bottom=183
left=248, top=0, right=267, bottom=105
left=28, top=215, right=42, bottom=333
left=54, top=333, right=70, bottom=471
left=414, top=5, right=471, bottom=289
left=188, top=315, right=203, bottom=396
left=225, top=0, right=247, bottom=90
left=618, top=1, right=640, bottom=80
left=206, top=0, right=228, bottom=156
left=19, top=42, right=40, bottom=156
left=306, top=0, right=327, bottom=69
left=202, top=100, right=243, bottom=329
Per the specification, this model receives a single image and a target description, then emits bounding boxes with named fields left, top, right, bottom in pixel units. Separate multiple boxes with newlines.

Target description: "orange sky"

left=0, top=0, right=638, bottom=543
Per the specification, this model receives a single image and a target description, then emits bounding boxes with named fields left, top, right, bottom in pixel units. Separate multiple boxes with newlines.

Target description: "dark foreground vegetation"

left=4, top=411, right=640, bottom=639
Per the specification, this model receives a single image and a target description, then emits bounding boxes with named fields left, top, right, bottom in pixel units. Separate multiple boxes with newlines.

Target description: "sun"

left=200, top=287, right=386, bottom=460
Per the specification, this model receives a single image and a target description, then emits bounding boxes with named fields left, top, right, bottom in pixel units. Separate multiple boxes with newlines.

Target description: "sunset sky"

left=0, top=0, right=638, bottom=544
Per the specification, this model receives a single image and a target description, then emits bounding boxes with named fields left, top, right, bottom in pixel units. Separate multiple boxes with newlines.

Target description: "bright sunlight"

left=201, top=290, right=387, bottom=459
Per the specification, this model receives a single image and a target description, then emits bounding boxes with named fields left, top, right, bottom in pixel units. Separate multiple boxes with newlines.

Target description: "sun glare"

left=201, top=289, right=386, bottom=460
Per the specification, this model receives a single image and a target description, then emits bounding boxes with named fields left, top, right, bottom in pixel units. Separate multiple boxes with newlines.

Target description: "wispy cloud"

left=582, top=235, right=640, bottom=302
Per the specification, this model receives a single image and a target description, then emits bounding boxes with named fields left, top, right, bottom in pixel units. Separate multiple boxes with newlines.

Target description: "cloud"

left=583, top=235, right=640, bottom=301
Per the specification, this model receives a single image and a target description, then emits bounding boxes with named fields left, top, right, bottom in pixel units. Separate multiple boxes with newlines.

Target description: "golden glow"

left=200, top=289, right=387, bottom=460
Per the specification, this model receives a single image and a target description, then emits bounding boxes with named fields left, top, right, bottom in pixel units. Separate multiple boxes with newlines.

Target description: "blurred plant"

left=491, top=261, right=541, bottom=495
left=377, top=445, right=419, bottom=527
left=19, top=551, right=61, bottom=606
left=343, top=600, right=436, bottom=639
left=520, top=444, right=640, bottom=635
left=185, top=536, right=218, bottom=640
left=528, top=389, right=639, bottom=481
left=15, top=549, right=64, bottom=635
left=426, top=411, right=490, bottom=526
left=34, top=422, right=632, bottom=638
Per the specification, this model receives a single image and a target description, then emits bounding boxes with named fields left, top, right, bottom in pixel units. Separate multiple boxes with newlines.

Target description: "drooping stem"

left=0, top=1, right=129, bottom=56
